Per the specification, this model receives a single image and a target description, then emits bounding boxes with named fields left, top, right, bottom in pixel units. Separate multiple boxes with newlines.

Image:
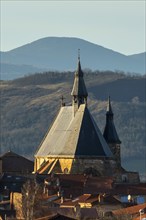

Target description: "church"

left=34, top=56, right=139, bottom=183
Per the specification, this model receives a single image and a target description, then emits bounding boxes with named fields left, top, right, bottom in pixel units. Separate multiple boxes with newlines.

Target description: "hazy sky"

left=1, top=0, right=145, bottom=55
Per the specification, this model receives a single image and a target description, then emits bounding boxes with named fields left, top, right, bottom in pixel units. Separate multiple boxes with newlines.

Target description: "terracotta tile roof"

left=77, top=194, right=97, bottom=203
left=133, top=213, right=146, bottom=220
left=34, top=213, right=59, bottom=220
left=84, top=176, right=113, bottom=193
left=58, top=207, right=99, bottom=219
left=46, top=174, right=114, bottom=188
left=53, top=193, right=121, bottom=209
left=54, top=198, right=77, bottom=207
left=113, top=183, right=146, bottom=195
left=112, top=203, right=146, bottom=216
left=44, top=174, right=146, bottom=196
left=54, top=194, right=99, bottom=208
left=45, top=174, right=85, bottom=184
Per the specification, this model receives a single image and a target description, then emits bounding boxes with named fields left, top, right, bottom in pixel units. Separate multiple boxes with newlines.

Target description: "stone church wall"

left=35, top=157, right=139, bottom=183
left=115, top=172, right=140, bottom=183
left=49, top=157, right=117, bottom=176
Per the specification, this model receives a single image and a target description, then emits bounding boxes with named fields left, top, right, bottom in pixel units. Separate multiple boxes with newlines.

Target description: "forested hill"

left=0, top=70, right=146, bottom=174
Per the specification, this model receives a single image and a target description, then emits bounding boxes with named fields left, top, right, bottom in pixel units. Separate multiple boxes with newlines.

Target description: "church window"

left=122, top=174, right=128, bottom=182
left=64, top=168, right=69, bottom=174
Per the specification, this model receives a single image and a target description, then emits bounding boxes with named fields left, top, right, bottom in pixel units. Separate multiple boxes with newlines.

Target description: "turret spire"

left=107, top=96, right=113, bottom=114
left=103, top=96, right=121, bottom=144
left=103, top=96, right=121, bottom=164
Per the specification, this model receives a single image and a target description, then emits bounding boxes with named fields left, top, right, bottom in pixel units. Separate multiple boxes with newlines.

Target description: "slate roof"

left=71, top=60, right=88, bottom=97
left=36, top=104, right=113, bottom=158
left=103, top=97, right=121, bottom=144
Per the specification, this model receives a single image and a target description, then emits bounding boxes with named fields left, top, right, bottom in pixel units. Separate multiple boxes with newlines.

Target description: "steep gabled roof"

left=35, top=104, right=113, bottom=158
left=0, top=150, right=34, bottom=173
left=73, top=106, right=112, bottom=157
left=0, top=150, right=33, bottom=162
left=112, top=203, right=146, bottom=216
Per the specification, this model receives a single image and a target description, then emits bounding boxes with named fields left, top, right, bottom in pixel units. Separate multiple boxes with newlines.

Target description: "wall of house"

left=115, top=172, right=140, bottom=183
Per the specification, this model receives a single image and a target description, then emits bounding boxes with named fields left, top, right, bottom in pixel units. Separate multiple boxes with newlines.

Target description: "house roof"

left=84, top=176, right=114, bottom=194
left=0, top=150, right=29, bottom=160
left=0, top=150, right=34, bottom=173
left=113, top=183, right=146, bottom=195
left=43, top=174, right=145, bottom=196
left=58, top=207, right=99, bottom=219
left=54, top=194, right=99, bottom=207
left=133, top=213, right=146, bottom=220
left=112, top=203, right=146, bottom=216
left=35, top=104, right=113, bottom=158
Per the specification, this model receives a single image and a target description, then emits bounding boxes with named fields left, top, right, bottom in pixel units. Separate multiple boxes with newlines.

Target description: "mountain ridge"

left=1, top=37, right=145, bottom=80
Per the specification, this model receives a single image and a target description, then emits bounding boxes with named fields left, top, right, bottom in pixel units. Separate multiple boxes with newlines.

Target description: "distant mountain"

left=0, top=37, right=145, bottom=80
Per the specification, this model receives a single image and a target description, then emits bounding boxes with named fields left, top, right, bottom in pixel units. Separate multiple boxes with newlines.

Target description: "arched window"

left=122, top=174, right=128, bottom=182
left=64, top=168, right=68, bottom=174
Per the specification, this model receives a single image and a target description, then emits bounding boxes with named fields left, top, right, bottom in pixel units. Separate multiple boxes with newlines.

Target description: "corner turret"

left=103, top=96, right=121, bottom=164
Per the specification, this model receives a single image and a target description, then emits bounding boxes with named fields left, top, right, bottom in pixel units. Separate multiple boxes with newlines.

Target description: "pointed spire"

left=103, top=96, right=121, bottom=144
left=76, top=49, right=83, bottom=77
left=107, top=96, right=113, bottom=114
left=71, top=51, right=88, bottom=114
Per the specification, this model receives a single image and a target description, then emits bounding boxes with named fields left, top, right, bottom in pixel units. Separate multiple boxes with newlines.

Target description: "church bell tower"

left=71, top=50, right=88, bottom=115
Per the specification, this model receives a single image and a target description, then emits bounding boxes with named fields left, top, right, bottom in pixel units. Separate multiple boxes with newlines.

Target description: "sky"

left=0, top=0, right=145, bottom=55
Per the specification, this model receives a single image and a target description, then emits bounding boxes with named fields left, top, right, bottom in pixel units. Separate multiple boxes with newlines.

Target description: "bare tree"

left=21, top=179, right=39, bottom=220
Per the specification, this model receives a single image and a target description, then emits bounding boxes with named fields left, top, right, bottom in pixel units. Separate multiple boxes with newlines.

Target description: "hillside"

left=1, top=37, right=146, bottom=80
left=0, top=63, right=46, bottom=80
left=0, top=71, right=146, bottom=175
